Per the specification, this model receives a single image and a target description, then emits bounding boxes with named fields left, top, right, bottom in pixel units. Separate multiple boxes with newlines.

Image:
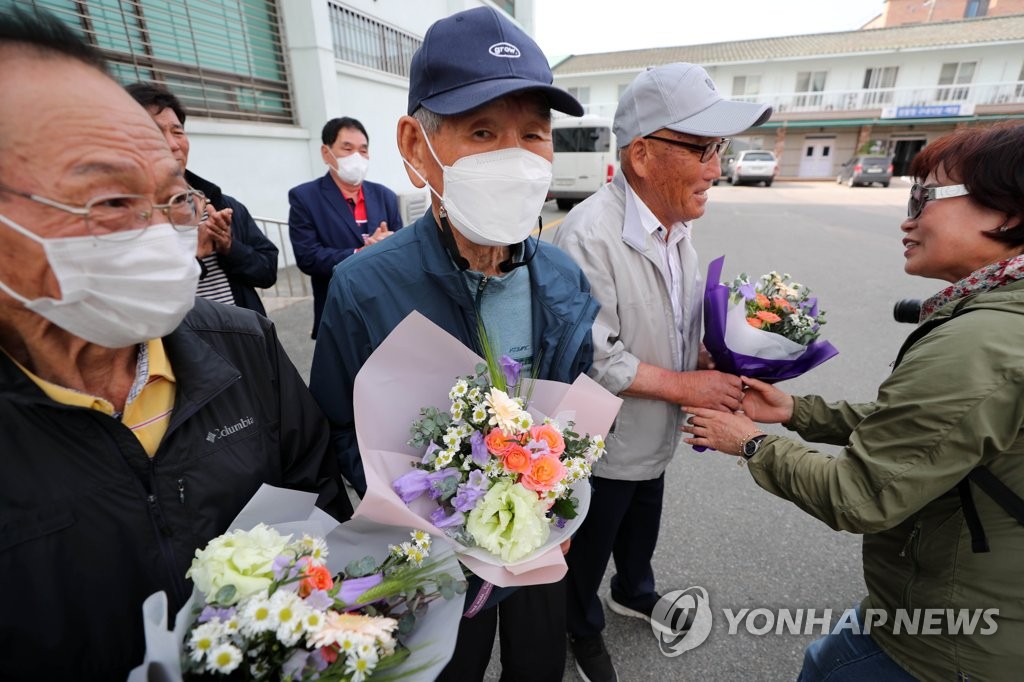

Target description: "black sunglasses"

left=908, top=183, right=970, bottom=219
left=643, top=135, right=729, bottom=164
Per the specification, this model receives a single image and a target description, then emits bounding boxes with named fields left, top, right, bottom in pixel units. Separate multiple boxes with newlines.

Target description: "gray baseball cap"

left=614, top=63, right=772, bottom=145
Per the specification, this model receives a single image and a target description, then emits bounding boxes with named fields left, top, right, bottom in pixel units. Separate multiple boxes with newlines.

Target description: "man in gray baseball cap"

left=552, top=62, right=771, bottom=682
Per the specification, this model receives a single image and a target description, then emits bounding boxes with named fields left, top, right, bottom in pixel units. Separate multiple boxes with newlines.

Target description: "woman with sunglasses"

left=681, top=122, right=1024, bottom=681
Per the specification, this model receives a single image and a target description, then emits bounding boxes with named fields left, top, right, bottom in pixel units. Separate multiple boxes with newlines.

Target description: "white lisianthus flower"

left=466, top=480, right=550, bottom=562
left=485, top=387, right=529, bottom=433
left=206, top=643, right=243, bottom=674
left=186, top=524, right=291, bottom=604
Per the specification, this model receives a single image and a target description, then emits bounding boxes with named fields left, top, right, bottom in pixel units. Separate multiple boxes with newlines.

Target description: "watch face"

left=743, top=436, right=764, bottom=457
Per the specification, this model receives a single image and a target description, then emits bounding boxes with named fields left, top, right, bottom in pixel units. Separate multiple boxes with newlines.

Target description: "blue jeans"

left=798, top=607, right=918, bottom=682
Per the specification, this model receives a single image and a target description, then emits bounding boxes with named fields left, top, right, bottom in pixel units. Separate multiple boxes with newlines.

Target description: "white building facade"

left=16, top=0, right=533, bottom=228
left=552, top=14, right=1024, bottom=179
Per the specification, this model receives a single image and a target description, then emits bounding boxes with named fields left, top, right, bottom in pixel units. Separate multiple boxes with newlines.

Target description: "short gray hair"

left=412, top=106, right=444, bottom=136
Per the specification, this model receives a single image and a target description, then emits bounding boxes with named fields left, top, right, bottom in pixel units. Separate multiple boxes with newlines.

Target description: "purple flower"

left=467, top=469, right=487, bottom=488
left=393, top=469, right=431, bottom=502
left=499, top=355, right=522, bottom=387
left=337, top=573, right=383, bottom=607
left=304, top=588, right=333, bottom=611
left=282, top=650, right=311, bottom=679
left=524, top=438, right=550, bottom=459
left=738, top=282, right=756, bottom=300
left=470, top=431, right=489, bottom=466
left=198, top=605, right=236, bottom=623
left=553, top=516, right=568, bottom=529
left=272, top=554, right=298, bottom=581
left=452, top=485, right=486, bottom=512
left=430, top=506, right=465, bottom=528
left=421, top=441, right=441, bottom=465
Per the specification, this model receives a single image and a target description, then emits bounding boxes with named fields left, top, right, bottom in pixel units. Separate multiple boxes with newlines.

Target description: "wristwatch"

left=741, top=434, right=768, bottom=460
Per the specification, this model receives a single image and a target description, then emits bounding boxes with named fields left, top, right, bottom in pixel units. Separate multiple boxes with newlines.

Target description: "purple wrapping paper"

left=702, top=255, right=839, bottom=383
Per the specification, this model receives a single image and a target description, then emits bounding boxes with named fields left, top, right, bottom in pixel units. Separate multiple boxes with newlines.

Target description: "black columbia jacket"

left=0, top=298, right=351, bottom=680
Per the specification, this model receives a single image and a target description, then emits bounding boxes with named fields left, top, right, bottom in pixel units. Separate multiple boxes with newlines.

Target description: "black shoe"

left=606, top=591, right=678, bottom=636
left=569, top=633, right=618, bottom=682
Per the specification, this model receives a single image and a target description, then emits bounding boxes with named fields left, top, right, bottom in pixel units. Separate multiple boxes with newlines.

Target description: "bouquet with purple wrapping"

left=702, top=255, right=838, bottom=382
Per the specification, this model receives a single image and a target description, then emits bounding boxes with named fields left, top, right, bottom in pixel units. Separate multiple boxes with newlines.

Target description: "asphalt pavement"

left=264, top=180, right=928, bottom=681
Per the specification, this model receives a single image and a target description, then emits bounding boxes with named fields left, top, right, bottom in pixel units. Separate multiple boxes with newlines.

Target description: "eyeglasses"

left=643, top=135, right=730, bottom=163
left=908, top=183, right=970, bottom=219
left=0, top=184, right=205, bottom=241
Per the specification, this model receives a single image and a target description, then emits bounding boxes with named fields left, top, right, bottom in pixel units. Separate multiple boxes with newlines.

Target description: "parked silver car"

left=836, top=155, right=893, bottom=187
left=727, top=150, right=778, bottom=187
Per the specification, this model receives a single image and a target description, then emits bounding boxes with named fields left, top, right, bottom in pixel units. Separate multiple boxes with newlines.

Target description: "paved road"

left=265, top=180, right=936, bottom=681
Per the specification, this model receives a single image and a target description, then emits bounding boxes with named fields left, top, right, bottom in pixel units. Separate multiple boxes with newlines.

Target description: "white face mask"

left=0, top=216, right=200, bottom=348
left=329, top=149, right=369, bottom=186
left=404, top=123, right=553, bottom=247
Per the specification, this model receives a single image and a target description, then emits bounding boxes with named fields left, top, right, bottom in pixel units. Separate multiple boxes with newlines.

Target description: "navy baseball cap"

left=407, top=7, right=583, bottom=117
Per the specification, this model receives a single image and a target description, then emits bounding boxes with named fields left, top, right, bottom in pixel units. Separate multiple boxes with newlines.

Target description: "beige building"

left=552, top=13, right=1024, bottom=180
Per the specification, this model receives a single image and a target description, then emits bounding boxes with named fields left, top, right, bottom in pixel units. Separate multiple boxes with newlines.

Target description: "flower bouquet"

left=128, top=485, right=466, bottom=682
left=702, top=255, right=838, bottom=382
left=352, top=312, right=622, bottom=588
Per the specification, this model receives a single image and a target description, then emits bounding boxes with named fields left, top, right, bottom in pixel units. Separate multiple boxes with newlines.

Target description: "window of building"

left=794, top=70, right=827, bottom=108
left=1016, top=62, right=1024, bottom=98
left=493, top=0, right=515, bottom=14
left=32, top=0, right=294, bottom=124
left=862, top=66, right=898, bottom=106
left=732, top=75, right=761, bottom=101
left=964, top=0, right=989, bottom=17
left=568, top=86, right=591, bottom=105
left=937, top=61, right=976, bottom=101
left=328, top=2, right=422, bottom=79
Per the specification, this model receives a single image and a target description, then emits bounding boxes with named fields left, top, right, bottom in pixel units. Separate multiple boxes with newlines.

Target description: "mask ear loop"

left=498, top=217, right=541, bottom=273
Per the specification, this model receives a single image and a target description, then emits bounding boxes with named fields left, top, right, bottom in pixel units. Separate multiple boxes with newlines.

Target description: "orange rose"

left=755, top=293, right=770, bottom=308
left=521, top=454, right=567, bottom=493
left=529, top=423, right=565, bottom=457
left=756, top=310, right=781, bottom=324
left=485, top=428, right=518, bottom=456
left=772, top=297, right=793, bottom=312
left=299, top=564, right=334, bottom=597
left=502, top=444, right=532, bottom=474
left=746, top=317, right=764, bottom=328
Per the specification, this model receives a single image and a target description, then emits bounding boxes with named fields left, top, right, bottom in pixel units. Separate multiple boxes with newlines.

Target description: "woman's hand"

left=738, top=376, right=795, bottom=425
left=680, top=407, right=761, bottom=456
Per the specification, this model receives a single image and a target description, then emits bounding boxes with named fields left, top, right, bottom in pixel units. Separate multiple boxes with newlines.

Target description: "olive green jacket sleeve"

left=747, top=307, right=1024, bottom=534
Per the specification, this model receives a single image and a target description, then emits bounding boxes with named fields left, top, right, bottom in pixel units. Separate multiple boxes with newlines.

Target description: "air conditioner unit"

left=399, top=192, right=430, bottom=226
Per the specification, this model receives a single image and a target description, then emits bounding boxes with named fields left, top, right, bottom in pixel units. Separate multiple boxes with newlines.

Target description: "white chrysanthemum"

left=442, top=428, right=462, bottom=449
left=471, top=405, right=488, bottom=422
left=240, top=595, right=277, bottom=635
left=222, top=616, right=241, bottom=636
left=512, top=413, right=533, bottom=431
left=450, top=399, right=466, bottom=421
left=302, top=608, right=326, bottom=638
left=468, top=386, right=482, bottom=402
left=483, top=459, right=504, bottom=477
left=297, top=534, right=329, bottom=563
left=404, top=544, right=426, bottom=566
left=345, top=652, right=379, bottom=682
left=434, top=449, right=454, bottom=469
left=271, top=590, right=307, bottom=646
left=449, top=380, right=469, bottom=401
left=206, top=643, right=243, bottom=674
left=410, top=530, right=431, bottom=551
left=457, top=423, right=473, bottom=438
left=188, top=621, right=224, bottom=662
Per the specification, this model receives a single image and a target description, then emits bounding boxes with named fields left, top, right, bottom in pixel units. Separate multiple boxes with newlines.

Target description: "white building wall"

left=181, top=0, right=536, bottom=229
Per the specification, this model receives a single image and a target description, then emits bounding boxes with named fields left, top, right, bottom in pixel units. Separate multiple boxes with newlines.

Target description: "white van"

left=549, top=116, right=618, bottom=210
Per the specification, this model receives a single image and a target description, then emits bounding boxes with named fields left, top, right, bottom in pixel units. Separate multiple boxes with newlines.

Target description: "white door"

left=798, top=139, right=834, bottom=178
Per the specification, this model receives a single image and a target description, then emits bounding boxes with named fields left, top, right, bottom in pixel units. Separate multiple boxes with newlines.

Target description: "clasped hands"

left=678, top=375, right=795, bottom=456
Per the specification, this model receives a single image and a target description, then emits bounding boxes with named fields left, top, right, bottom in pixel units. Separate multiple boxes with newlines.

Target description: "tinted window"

left=554, top=127, right=611, bottom=153
left=860, top=156, right=891, bottom=167
left=744, top=152, right=775, bottom=161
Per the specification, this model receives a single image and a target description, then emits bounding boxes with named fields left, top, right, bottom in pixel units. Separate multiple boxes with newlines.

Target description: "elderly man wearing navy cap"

left=552, top=63, right=772, bottom=681
left=309, top=6, right=598, bottom=681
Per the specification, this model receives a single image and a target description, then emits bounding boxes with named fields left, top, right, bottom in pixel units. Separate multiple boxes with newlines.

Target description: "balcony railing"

left=253, top=216, right=310, bottom=299
left=567, top=79, right=1024, bottom=121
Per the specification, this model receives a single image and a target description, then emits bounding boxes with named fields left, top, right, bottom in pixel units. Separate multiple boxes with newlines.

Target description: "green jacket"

left=749, top=280, right=1024, bottom=681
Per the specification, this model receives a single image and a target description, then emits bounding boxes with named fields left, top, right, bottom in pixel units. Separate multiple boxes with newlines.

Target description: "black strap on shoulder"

left=892, top=298, right=975, bottom=370
left=958, top=466, right=1024, bottom=553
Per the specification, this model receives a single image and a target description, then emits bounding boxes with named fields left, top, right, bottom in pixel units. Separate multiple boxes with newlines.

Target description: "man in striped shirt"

left=128, top=82, right=280, bottom=316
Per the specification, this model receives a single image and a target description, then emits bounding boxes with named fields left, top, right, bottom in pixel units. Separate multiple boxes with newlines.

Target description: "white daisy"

left=187, top=621, right=223, bottom=662
left=240, top=595, right=277, bottom=635
left=205, top=643, right=243, bottom=674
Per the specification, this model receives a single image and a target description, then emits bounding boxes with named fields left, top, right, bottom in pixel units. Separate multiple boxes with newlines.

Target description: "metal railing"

left=327, top=1, right=422, bottom=77
left=567, top=79, right=1024, bottom=121
left=253, top=216, right=310, bottom=299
